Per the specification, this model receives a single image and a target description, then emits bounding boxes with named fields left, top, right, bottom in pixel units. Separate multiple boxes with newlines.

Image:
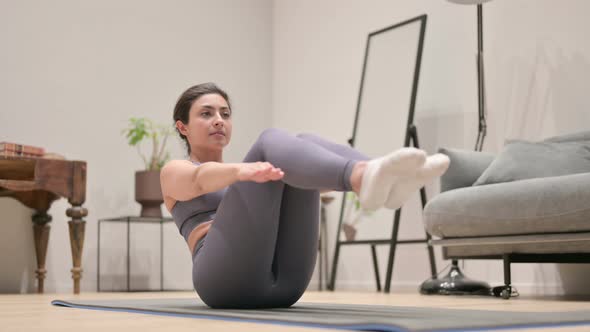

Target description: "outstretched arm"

left=161, top=160, right=284, bottom=202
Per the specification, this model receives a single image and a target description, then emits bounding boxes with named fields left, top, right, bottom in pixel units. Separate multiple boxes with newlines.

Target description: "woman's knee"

left=295, top=132, right=312, bottom=140
left=296, top=132, right=323, bottom=146
left=257, top=127, right=283, bottom=142
left=249, top=128, right=290, bottom=160
left=244, top=128, right=281, bottom=161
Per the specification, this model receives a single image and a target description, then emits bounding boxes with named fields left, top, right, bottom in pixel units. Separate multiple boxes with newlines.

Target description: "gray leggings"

left=193, top=128, right=369, bottom=309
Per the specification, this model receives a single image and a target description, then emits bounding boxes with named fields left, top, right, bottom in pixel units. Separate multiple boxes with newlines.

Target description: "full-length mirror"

left=353, top=17, right=424, bottom=158
left=347, top=15, right=426, bottom=241
left=330, top=15, right=435, bottom=292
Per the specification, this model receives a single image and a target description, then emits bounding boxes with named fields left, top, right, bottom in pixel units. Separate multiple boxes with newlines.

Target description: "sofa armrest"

left=438, top=148, right=496, bottom=192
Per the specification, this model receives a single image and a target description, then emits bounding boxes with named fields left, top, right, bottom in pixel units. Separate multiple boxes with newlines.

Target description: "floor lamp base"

left=420, top=263, right=491, bottom=296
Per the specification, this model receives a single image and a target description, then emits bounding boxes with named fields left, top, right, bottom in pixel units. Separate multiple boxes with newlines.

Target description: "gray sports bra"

left=170, top=161, right=227, bottom=242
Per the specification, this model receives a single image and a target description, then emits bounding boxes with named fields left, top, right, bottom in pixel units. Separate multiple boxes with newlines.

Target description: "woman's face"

left=177, top=93, right=233, bottom=152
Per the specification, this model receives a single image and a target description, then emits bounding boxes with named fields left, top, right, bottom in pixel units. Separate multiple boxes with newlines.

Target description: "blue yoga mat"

left=52, top=297, right=590, bottom=332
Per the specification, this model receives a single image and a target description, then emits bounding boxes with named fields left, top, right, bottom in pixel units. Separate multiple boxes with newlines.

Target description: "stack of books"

left=0, top=142, right=45, bottom=157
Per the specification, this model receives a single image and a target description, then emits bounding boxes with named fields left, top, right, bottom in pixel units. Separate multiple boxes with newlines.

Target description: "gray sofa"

left=423, top=133, right=590, bottom=299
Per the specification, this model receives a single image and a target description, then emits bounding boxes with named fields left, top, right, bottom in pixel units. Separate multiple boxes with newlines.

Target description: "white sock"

left=383, top=153, right=450, bottom=210
left=358, top=148, right=426, bottom=210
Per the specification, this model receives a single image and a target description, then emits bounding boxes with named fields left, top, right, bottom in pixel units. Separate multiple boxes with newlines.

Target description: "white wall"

left=273, top=0, right=590, bottom=294
left=3, top=0, right=589, bottom=296
left=0, top=0, right=273, bottom=293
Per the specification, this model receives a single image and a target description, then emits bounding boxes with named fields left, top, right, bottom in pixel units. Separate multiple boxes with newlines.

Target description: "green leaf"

left=122, top=116, right=173, bottom=171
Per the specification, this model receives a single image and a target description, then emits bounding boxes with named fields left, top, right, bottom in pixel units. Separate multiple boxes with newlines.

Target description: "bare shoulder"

left=161, top=159, right=197, bottom=212
left=161, top=159, right=194, bottom=174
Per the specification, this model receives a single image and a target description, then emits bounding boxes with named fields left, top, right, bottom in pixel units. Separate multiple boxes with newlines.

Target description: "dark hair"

left=173, top=82, right=231, bottom=155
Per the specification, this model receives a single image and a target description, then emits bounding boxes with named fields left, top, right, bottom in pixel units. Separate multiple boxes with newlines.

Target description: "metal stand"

left=97, top=216, right=173, bottom=292
left=318, top=195, right=334, bottom=290
left=475, top=3, right=488, bottom=152
left=420, top=4, right=491, bottom=296
left=328, top=125, right=438, bottom=292
left=420, top=260, right=491, bottom=296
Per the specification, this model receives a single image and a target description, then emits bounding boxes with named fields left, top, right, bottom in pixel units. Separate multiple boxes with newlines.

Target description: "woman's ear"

left=176, top=120, right=188, bottom=136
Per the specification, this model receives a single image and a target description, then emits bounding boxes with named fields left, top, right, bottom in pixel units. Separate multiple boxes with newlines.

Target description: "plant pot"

left=135, top=170, right=163, bottom=218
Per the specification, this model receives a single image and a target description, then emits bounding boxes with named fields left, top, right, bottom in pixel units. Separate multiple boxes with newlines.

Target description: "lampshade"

left=446, top=0, right=492, bottom=4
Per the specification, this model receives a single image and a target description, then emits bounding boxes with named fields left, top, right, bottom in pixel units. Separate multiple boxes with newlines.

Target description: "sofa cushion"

left=423, top=172, right=590, bottom=238
left=544, top=129, right=590, bottom=143
left=473, top=139, right=590, bottom=186
left=438, top=148, right=495, bottom=192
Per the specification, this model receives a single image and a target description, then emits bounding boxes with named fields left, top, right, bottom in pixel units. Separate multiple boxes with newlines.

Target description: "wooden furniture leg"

left=32, top=211, right=52, bottom=293
left=67, top=205, right=87, bottom=294
left=1, top=157, right=87, bottom=293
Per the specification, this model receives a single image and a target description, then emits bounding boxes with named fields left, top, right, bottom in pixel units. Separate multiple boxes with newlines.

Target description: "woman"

left=161, top=82, right=449, bottom=309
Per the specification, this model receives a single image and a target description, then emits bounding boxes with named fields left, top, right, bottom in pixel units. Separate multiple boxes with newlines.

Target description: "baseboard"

left=307, top=280, right=421, bottom=292
left=307, top=280, right=572, bottom=295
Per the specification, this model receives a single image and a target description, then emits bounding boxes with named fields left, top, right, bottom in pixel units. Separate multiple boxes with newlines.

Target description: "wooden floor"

left=2, top=290, right=590, bottom=332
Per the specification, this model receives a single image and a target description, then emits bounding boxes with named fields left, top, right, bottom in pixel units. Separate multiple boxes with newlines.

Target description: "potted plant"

left=122, top=117, right=172, bottom=218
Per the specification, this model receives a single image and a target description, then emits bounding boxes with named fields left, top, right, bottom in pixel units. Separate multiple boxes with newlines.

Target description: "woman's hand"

left=238, top=162, right=284, bottom=183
